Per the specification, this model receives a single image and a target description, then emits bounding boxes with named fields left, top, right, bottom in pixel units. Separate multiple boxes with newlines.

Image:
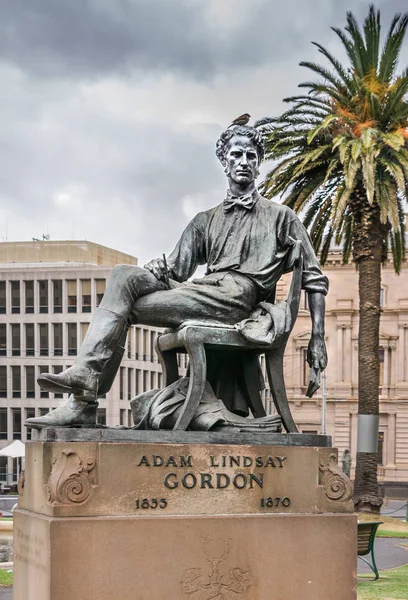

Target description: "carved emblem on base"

left=181, top=536, right=252, bottom=599
left=47, top=449, right=96, bottom=505
left=319, top=452, right=353, bottom=502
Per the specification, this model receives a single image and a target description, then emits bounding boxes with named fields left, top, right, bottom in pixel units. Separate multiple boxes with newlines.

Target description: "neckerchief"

left=223, top=189, right=259, bottom=212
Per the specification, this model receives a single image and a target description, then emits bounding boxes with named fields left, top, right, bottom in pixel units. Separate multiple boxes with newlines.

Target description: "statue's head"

left=216, top=125, right=264, bottom=187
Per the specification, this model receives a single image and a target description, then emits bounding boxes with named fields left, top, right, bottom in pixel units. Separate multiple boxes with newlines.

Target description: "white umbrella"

left=0, top=440, right=25, bottom=458
left=0, top=440, right=25, bottom=483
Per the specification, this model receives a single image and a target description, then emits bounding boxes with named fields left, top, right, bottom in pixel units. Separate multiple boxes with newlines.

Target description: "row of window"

left=0, top=364, right=71, bottom=399
left=0, top=323, right=163, bottom=362
left=0, top=364, right=164, bottom=400
left=4, top=341, right=389, bottom=399
left=0, top=322, right=85, bottom=357
left=0, top=279, right=106, bottom=314
left=0, top=455, right=20, bottom=481
left=126, top=328, right=161, bottom=363
left=119, top=367, right=163, bottom=400
left=120, top=409, right=136, bottom=428
left=0, top=406, right=107, bottom=443
left=4, top=348, right=382, bottom=397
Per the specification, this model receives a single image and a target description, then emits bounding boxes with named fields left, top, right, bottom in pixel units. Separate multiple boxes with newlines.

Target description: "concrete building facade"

left=0, top=240, right=166, bottom=482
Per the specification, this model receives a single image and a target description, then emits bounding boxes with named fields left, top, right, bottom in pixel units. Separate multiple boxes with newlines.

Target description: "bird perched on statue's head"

left=229, top=113, right=251, bottom=127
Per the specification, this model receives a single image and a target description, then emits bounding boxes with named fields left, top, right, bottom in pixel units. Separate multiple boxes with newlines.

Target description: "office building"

left=0, top=240, right=165, bottom=481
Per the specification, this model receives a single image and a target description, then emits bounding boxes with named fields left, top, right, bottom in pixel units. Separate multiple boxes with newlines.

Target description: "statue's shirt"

left=167, top=195, right=328, bottom=301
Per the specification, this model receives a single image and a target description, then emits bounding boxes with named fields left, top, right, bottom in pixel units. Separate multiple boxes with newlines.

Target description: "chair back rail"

left=265, top=241, right=303, bottom=432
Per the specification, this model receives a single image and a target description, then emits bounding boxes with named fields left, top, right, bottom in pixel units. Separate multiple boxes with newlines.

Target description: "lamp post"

left=321, top=370, right=327, bottom=435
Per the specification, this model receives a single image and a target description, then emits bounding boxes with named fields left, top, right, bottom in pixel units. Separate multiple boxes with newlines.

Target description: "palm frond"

left=299, top=61, right=346, bottom=90
left=254, top=117, right=276, bottom=128
left=331, top=184, right=353, bottom=229
left=381, top=132, right=405, bottom=152
left=311, top=42, right=354, bottom=91
left=381, top=68, right=408, bottom=123
left=310, top=205, right=332, bottom=253
left=379, top=13, right=408, bottom=83
left=297, top=81, right=349, bottom=104
left=307, top=115, right=338, bottom=144
left=363, top=5, right=381, bottom=71
left=345, top=10, right=368, bottom=75
left=321, top=227, right=335, bottom=264
left=341, top=213, right=354, bottom=263
left=303, top=194, right=332, bottom=229
left=361, top=153, right=375, bottom=204
left=390, top=227, right=405, bottom=273
left=332, top=26, right=360, bottom=74
left=283, top=95, right=333, bottom=108
left=260, top=6, right=408, bottom=275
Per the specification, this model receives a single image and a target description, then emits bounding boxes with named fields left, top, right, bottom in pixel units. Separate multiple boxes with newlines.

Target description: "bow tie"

left=223, top=190, right=259, bottom=212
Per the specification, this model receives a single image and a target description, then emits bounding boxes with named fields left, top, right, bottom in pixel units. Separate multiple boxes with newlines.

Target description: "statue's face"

left=224, top=136, right=259, bottom=185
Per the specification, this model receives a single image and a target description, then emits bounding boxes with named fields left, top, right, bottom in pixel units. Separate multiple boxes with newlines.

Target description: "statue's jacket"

left=167, top=193, right=328, bottom=302
left=163, top=193, right=329, bottom=416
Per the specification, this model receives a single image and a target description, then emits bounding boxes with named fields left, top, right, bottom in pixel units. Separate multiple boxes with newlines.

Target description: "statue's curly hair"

left=215, top=125, right=264, bottom=164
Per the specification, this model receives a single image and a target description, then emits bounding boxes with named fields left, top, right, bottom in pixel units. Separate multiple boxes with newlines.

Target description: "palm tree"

left=258, top=5, right=408, bottom=513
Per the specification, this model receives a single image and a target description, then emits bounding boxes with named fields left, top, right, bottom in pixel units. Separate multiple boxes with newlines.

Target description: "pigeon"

left=229, top=113, right=251, bottom=127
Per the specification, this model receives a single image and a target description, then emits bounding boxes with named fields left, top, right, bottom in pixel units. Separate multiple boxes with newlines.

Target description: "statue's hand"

left=307, top=334, right=327, bottom=371
left=144, top=258, right=168, bottom=282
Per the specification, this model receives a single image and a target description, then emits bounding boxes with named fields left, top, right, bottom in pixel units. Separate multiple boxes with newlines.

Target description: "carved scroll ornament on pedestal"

left=47, top=449, right=95, bottom=505
left=319, top=453, right=353, bottom=502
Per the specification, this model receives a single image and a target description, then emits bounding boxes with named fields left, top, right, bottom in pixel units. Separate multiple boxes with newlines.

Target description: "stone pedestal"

left=14, top=430, right=357, bottom=600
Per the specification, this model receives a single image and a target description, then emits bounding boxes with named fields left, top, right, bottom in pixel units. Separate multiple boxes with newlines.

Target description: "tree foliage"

left=258, top=5, right=408, bottom=270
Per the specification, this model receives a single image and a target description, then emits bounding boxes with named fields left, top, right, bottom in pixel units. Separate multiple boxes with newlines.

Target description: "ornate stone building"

left=280, top=251, right=408, bottom=488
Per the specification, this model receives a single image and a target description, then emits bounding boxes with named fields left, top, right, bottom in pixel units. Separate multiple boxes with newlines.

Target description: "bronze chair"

left=156, top=241, right=303, bottom=432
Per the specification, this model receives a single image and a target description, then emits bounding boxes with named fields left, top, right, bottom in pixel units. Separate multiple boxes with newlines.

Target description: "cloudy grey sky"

left=1, top=0, right=407, bottom=265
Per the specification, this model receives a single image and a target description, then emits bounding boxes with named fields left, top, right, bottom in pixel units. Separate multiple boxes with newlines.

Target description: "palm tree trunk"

left=352, top=206, right=384, bottom=514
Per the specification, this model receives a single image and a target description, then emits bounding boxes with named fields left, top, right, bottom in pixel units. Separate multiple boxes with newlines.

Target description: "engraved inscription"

left=163, top=472, right=264, bottom=490
left=133, top=450, right=291, bottom=513
left=135, top=498, right=167, bottom=509
left=137, top=454, right=287, bottom=469
left=138, top=455, right=192, bottom=467
left=260, top=496, right=291, bottom=508
left=14, top=528, right=48, bottom=573
left=137, top=453, right=287, bottom=493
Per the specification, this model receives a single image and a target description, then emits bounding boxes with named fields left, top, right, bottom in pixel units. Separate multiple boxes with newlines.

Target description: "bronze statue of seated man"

left=26, top=124, right=328, bottom=429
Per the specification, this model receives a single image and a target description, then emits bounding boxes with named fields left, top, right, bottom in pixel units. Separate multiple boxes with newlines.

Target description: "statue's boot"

left=25, top=396, right=99, bottom=429
left=37, top=307, right=128, bottom=399
left=36, top=266, right=164, bottom=403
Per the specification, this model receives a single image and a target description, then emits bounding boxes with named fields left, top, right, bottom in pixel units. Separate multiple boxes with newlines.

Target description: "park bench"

left=357, top=521, right=383, bottom=580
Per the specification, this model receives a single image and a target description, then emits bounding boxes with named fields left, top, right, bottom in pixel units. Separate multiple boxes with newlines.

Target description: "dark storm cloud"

left=0, top=0, right=355, bottom=80
left=1, top=0, right=408, bottom=264
left=0, top=0, right=206, bottom=77
left=0, top=66, right=225, bottom=261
